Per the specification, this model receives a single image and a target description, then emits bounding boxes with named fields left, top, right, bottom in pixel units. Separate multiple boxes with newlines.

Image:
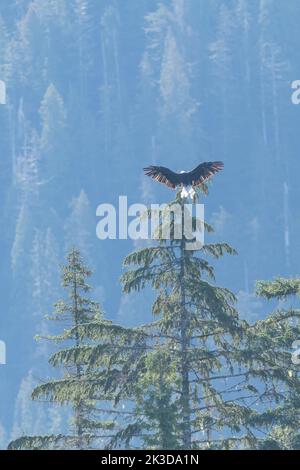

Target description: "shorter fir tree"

left=9, top=249, right=121, bottom=449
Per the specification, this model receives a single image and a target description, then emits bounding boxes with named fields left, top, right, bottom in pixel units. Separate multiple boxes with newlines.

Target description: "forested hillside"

left=1, top=0, right=300, bottom=448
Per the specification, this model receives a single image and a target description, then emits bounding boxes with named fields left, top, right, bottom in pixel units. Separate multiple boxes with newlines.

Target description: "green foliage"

left=256, top=277, right=300, bottom=299
left=252, top=278, right=300, bottom=450
left=119, top=196, right=251, bottom=449
left=9, top=214, right=300, bottom=450
left=8, top=249, right=123, bottom=449
left=117, top=195, right=300, bottom=449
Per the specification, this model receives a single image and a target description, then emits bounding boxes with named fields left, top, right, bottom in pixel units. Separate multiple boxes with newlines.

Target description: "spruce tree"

left=9, top=247, right=148, bottom=450
left=119, top=191, right=245, bottom=449
left=119, top=192, right=300, bottom=449
left=8, top=248, right=118, bottom=449
left=251, top=277, right=300, bottom=450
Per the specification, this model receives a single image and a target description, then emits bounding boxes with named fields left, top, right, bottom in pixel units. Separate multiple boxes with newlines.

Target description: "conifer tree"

left=8, top=248, right=148, bottom=450
left=251, top=277, right=300, bottom=450
left=119, top=192, right=300, bottom=449
left=119, top=192, right=243, bottom=449
left=8, top=248, right=119, bottom=449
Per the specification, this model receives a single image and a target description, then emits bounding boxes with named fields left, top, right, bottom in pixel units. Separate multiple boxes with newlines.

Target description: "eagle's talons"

left=180, top=186, right=196, bottom=200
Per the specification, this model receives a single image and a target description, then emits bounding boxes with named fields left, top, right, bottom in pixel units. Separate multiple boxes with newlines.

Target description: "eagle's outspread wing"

left=144, top=161, right=224, bottom=189
left=143, top=166, right=180, bottom=189
left=188, top=161, right=224, bottom=186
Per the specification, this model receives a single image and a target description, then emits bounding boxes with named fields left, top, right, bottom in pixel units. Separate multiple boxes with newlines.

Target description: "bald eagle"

left=143, top=161, right=224, bottom=198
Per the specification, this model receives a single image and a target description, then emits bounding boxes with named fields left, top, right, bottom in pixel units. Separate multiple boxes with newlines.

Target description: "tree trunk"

left=179, top=202, right=192, bottom=449
left=72, top=250, right=84, bottom=450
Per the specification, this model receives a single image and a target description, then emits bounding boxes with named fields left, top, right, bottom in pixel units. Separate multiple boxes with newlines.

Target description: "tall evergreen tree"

left=119, top=192, right=242, bottom=449
left=8, top=248, right=148, bottom=450
left=8, top=249, right=117, bottom=449
left=119, top=192, right=300, bottom=449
